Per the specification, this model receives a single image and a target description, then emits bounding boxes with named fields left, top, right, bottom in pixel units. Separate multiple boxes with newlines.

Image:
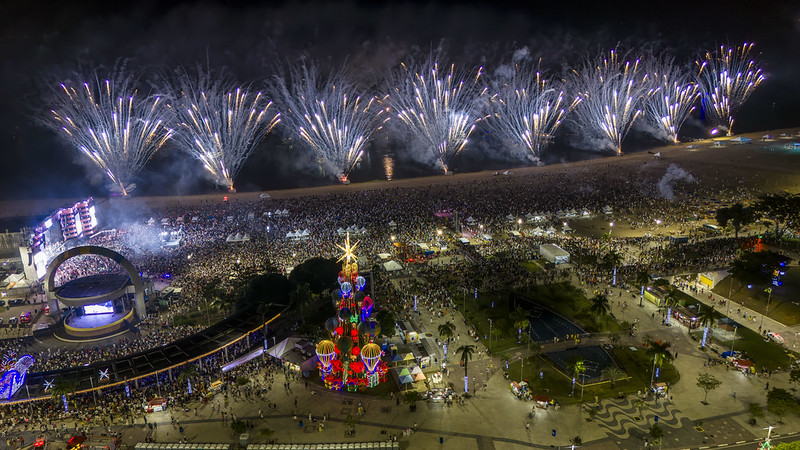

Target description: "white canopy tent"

left=383, top=260, right=403, bottom=272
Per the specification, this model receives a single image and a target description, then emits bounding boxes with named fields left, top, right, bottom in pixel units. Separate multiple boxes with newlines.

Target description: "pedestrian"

left=526, top=422, right=531, bottom=431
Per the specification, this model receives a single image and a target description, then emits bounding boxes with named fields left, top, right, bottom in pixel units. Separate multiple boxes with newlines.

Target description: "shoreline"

left=2, top=127, right=800, bottom=222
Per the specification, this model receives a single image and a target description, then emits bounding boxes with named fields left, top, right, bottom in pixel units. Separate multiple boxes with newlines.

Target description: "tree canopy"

left=730, top=250, right=790, bottom=289
left=716, top=202, right=756, bottom=238
left=289, top=257, right=341, bottom=294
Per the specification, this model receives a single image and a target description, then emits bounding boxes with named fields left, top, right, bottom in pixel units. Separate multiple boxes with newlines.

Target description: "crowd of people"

left=0, top=157, right=771, bottom=423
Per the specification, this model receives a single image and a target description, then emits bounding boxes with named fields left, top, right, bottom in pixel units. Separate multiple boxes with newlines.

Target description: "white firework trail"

left=45, top=70, right=173, bottom=196
left=271, top=63, right=388, bottom=182
left=166, top=68, right=279, bottom=191
left=645, top=60, right=700, bottom=144
left=569, top=49, right=652, bottom=154
left=696, top=42, right=764, bottom=136
left=489, top=65, right=579, bottom=162
left=390, top=59, right=488, bottom=173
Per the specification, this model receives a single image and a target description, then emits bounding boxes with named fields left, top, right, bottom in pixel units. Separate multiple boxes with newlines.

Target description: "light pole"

left=488, top=319, right=493, bottom=354
left=609, top=221, right=614, bottom=235
left=518, top=218, right=522, bottom=231
left=759, top=287, right=773, bottom=333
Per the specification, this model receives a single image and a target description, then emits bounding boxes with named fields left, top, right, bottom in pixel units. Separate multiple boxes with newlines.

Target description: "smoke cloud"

left=657, top=163, right=695, bottom=200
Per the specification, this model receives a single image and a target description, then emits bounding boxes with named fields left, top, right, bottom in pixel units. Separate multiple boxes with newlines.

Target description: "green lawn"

left=520, top=261, right=543, bottom=273
left=713, top=273, right=800, bottom=326
left=506, top=346, right=679, bottom=406
left=454, top=282, right=624, bottom=356
left=699, top=325, right=795, bottom=371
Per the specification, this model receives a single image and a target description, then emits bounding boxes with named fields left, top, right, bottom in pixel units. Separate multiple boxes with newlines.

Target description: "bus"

left=703, top=224, right=722, bottom=232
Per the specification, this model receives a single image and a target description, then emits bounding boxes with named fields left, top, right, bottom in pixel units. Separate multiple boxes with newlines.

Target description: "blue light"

left=655, top=367, right=660, bottom=379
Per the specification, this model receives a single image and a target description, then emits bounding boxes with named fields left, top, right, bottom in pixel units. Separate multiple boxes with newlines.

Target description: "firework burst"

left=166, top=68, right=279, bottom=191
left=390, top=59, right=488, bottom=173
left=569, top=49, right=652, bottom=154
left=489, top=65, right=578, bottom=162
left=645, top=61, right=699, bottom=144
left=696, top=43, right=764, bottom=136
left=271, top=63, right=388, bottom=182
left=44, top=70, right=173, bottom=196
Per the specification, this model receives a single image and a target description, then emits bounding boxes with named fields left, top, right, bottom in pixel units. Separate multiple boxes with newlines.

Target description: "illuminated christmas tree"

left=315, top=233, right=387, bottom=390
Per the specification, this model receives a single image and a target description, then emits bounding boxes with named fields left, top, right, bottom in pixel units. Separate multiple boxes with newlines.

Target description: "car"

left=19, top=311, right=31, bottom=323
left=44, top=305, right=50, bottom=314
left=8, top=317, right=17, bottom=325
left=7, top=298, right=25, bottom=307
left=767, top=332, right=785, bottom=344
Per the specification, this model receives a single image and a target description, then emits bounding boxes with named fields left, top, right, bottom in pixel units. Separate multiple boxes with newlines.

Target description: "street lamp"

left=759, top=287, right=773, bottom=333
left=517, top=218, right=523, bottom=231
left=609, top=222, right=614, bottom=235
left=730, top=325, right=738, bottom=354
left=488, top=319, right=493, bottom=354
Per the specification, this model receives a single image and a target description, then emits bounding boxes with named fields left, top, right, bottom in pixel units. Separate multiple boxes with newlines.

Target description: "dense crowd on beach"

left=0, top=158, right=772, bottom=420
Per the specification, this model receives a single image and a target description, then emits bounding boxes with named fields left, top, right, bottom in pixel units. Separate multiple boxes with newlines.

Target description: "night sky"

left=1, top=0, right=799, bottom=200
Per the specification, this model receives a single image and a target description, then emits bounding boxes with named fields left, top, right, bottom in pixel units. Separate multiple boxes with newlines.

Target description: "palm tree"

left=438, top=321, right=455, bottom=341
left=510, top=307, right=530, bottom=343
left=50, top=378, right=76, bottom=410
left=457, top=344, right=476, bottom=392
left=646, top=339, right=673, bottom=385
left=568, top=358, right=586, bottom=396
left=635, top=271, right=650, bottom=307
left=697, top=306, right=716, bottom=348
left=438, top=321, right=456, bottom=360
left=589, top=294, right=611, bottom=324
left=177, top=364, right=199, bottom=392
left=290, top=284, right=313, bottom=324
left=601, top=366, right=626, bottom=388
left=662, top=288, right=680, bottom=325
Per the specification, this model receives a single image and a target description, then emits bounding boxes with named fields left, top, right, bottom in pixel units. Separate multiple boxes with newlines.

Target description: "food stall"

left=510, top=381, right=530, bottom=399
left=143, top=397, right=168, bottom=413
left=532, top=394, right=558, bottom=409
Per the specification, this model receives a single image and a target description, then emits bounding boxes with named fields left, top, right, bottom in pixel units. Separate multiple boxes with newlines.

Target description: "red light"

left=223, top=196, right=228, bottom=201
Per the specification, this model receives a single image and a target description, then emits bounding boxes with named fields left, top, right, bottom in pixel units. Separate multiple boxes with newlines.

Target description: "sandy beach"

left=3, top=128, right=800, bottom=221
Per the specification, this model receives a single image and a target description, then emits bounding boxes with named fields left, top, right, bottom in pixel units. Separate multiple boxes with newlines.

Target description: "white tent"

left=191, top=216, right=199, bottom=223
left=562, top=224, right=573, bottom=233
left=147, top=217, right=156, bottom=226
left=730, top=136, right=751, bottom=143
left=531, top=227, right=544, bottom=236
left=510, top=230, right=522, bottom=237
left=281, top=209, right=289, bottom=216
left=602, top=205, right=613, bottom=215
left=506, top=214, right=516, bottom=222
left=466, top=216, right=477, bottom=224
left=383, top=260, right=403, bottom=272
left=388, top=220, right=397, bottom=227
left=378, top=252, right=391, bottom=260
left=545, top=226, right=556, bottom=234
left=286, top=231, right=296, bottom=239
left=161, top=218, right=170, bottom=225
left=259, top=193, right=271, bottom=199
left=336, top=227, right=346, bottom=235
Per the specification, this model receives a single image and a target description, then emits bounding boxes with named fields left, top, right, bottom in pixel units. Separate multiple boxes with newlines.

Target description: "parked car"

left=7, top=298, right=26, bottom=307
